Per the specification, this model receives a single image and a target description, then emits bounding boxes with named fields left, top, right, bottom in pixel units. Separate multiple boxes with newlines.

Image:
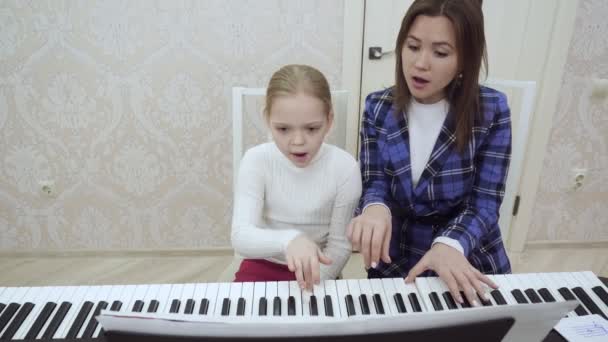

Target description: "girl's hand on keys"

left=286, top=234, right=332, bottom=290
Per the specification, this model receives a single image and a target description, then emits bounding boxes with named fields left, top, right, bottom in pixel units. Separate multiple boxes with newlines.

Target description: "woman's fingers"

left=439, top=269, right=463, bottom=304
left=302, top=257, right=312, bottom=290
left=369, top=224, right=384, bottom=268
left=350, top=221, right=363, bottom=252
left=453, top=269, right=479, bottom=307
left=360, top=223, right=373, bottom=268
left=294, top=259, right=305, bottom=288
left=310, top=256, right=320, bottom=288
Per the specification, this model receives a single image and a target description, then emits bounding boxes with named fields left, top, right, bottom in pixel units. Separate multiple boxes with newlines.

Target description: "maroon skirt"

left=233, top=259, right=296, bottom=282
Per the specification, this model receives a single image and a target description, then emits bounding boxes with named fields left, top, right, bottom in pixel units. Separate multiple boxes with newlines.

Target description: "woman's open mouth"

left=411, top=76, right=430, bottom=89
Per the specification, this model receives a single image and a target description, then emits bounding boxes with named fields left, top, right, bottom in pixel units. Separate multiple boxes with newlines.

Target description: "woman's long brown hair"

left=393, top=0, right=487, bottom=152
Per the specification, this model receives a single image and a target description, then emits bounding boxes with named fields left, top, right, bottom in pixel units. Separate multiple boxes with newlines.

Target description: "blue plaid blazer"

left=358, top=86, right=512, bottom=278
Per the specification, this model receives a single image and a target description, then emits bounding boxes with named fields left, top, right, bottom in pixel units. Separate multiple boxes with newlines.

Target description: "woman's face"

left=401, top=15, right=459, bottom=104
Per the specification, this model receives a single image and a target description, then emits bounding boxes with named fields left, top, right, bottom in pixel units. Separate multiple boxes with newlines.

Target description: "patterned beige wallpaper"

left=0, top=0, right=345, bottom=250
left=528, top=0, right=608, bottom=242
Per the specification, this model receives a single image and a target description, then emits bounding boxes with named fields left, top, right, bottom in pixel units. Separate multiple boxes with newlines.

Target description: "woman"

left=348, top=0, right=511, bottom=307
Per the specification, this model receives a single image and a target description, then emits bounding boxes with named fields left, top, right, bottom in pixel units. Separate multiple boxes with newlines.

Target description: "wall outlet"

left=39, top=180, right=56, bottom=197
left=571, top=168, right=587, bottom=191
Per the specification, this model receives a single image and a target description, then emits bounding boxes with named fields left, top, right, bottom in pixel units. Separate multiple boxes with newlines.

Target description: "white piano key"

left=379, top=278, right=399, bottom=315
left=127, top=284, right=149, bottom=312
left=14, top=286, right=57, bottom=340
left=228, top=282, right=242, bottom=316
left=191, top=283, right=207, bottom=315
left=166, top=284, right=184, bottom=314
left=288, top=281, right=302, bottom=316
left=369, top=279, right=391, bottom=315
left=492, top=275, right=517, bottom=305
left=570, top=272, right=608, bottom=318
left=92, top=285, right=133, bottom=338
left=322, top=280, right=339, bottom=318
left=154, top=284, right=173, bottom=314
left=179, top=283, right=196, bottom=314
left=214, top=283, right=231, bottom=316
left=77, top=285, right=112, bottom=339
left=2, top=286, right=35, bottom=338
left=252, top=282, right=266, bottom=316
left=204, top=283, right=220, bottom=316
left=265, top=282, right=278, bottom=316
left=346, top=279, right=363, bottom=316
left=414, top=277, right=436, bottom=311
left=141, top=284, right=161, bottom=313
left=37, top=286, right=71, bottom=339
left=358, top=279, right=378, bottom=315
left=277, top=281, right=290, bottom=317
left=543, top=272, right=578, bottom=317
left=313, top=280, right=328, bottom=317
left=394, top=278, right=423, bottom=312
left=334, top=280, right=350, bottom=318
left=54, top=285, right=90, bottom=339
left=241, top=282, right=254, bottom=317
left=300, top=285, right=312, bottom=317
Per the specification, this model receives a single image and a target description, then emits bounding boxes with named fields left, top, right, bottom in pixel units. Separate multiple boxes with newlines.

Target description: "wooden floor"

left=1, top=246, right=607, bottom=287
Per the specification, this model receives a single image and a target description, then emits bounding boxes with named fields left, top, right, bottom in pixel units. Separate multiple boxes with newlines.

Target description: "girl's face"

left=268, top=92, right=332, bottom=168
left=401, top=15, right=459, bottom=104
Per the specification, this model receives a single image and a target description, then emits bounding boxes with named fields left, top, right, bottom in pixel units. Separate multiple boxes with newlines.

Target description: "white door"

left=357, top=0, right=575, bottom=245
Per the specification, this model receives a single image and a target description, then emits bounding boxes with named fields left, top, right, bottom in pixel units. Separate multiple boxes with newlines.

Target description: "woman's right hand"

left=286, top=234, right=332, bottom=290
left=347, top=205, right=392, bottom=268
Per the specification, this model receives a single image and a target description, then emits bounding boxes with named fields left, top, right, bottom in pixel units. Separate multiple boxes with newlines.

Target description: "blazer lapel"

left=386, top=109, right=415, bottom=204
left=413, top=111, right=457, bottom=197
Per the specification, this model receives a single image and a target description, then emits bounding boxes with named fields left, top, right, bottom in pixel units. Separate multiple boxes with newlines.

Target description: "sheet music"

left=554, top=315, right=608, bottom=341
left=97, top=301, right=577, bottom=342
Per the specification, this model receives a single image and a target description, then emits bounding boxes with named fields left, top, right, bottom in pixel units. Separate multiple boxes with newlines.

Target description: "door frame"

left=341, top=0, right=579, bottom=252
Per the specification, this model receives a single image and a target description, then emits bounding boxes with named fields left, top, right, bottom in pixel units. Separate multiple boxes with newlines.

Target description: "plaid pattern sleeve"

left=437, top=90, right=512, bottom=257
left=356, top=91, right=394, bottom=214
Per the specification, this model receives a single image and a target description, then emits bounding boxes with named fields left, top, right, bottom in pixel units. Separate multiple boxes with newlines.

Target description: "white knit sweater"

left=231, top=142, right=362, bottom=280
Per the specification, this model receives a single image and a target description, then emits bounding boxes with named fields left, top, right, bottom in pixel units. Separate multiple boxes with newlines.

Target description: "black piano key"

left=558, top=287, right=588, bottom=316
left=65, top=301, right=94, bottom=339
left=237, top=298, right=246, bottom=316
left=572, top=287, right=607, bottom=320
left=185, top=299, right=195, bottom=314
left=592, top=286, right=608, bottom=306
left=456, top=291, right=470, bottom=308
left=0, top=304, right=5, bottom=315
left=0, top=302, right=35, bottom=340
left=0, top=303, right=20, bottom=333
left=309, top=296, right=318, bottom=316
left=41, top=301, right=71, bottom=339
left=273, top=297, right=281, bottom=316
left=147, top=300, right=159, bottom=313
left=131, top=300, right=143, bottom=312
left=442, top=292, right=458, bottom=310
left=345, top=295, right=356, bottom=316
left=199, top=299, right=209, bottom=315
left=221, top=298, right=230, bottom=316
left=538, top=288, right=556, bottom=303
left=169, top=299, right=181, bottom=313
left=524, top=289, right=542, bottom=304
left=324, top=295, right=334, bottom=317
left=359, top=294, right=370, bottom=315
left=82, top=301, right=108, bottom=338
left=373, top=294, right=385, bottom=314
left=287, top=296, right=296, bottom=316
left=491, top=290, right=508, bottom=305
left=393, top=293, right=406, bottom=313
left=511, top=289, right=529, bottom=304
left=25, top=302, right=56, bottom=340
left=429, top=292, right=443, bottom=311
left=408, top=293, right=422, bottom=312
left=110, top=300, right=122, bottom=311
left=258, top=298, right=267, bottom=316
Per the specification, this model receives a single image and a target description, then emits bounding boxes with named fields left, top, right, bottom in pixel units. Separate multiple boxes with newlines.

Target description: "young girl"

left=231, top=64, right=362, bottom=290
left=348, top=0, right=510, bottom=307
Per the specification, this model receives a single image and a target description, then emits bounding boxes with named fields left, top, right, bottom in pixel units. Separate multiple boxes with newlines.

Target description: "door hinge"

left=512, top=195, right=521, bottom=216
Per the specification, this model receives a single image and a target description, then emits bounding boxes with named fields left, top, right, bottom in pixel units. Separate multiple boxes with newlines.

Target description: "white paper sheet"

left=554, top=315, right=608, bottom=341
left=97, top=300, right=577, bottom=342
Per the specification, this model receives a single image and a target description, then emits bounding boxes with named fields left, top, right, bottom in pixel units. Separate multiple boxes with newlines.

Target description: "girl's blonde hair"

left=264, top=64, right=332, bottom=119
